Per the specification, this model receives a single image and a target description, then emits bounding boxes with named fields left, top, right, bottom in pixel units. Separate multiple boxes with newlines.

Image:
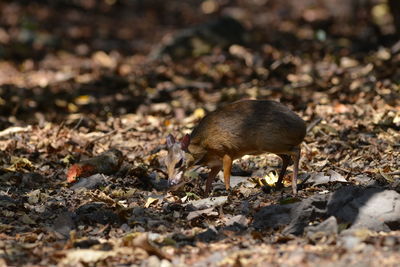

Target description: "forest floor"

left=0, top=1, right=399, bottom=266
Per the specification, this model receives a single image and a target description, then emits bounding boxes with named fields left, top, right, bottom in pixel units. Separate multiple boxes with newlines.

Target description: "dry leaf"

left=187, top=207, right=217, bottom=220
left=61, top=249, right=116, bottom=265
left=144, top=197, right=159, bottom=208
left=5, top=157, right=34, bottom=172
left=263, top=171, right=279, bottom=186
left=123, top=232, right=171, bottom=260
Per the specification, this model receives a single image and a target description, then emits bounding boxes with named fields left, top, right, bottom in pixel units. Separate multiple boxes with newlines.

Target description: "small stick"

left=307, top=117, right=322, bottom=132
left=89, top=129, right=117, bottom=144
left=300, top=173, right=311, bottom=185
left=302, top=142, right=311, bottom=152
left=85, top=126, right=135, bottom=148
left=169, top=181, right=188, bottom=191
left=55, top=120, right=66, bottom=138
left=332, top=165, right=352, bottom=173
left=72, top=116, right=83, bottom=130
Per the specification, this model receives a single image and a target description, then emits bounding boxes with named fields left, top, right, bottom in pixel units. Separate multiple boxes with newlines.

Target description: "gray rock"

left=240, top=200, right=250, bottom=215
left=231, top=165, right=252, bottom=176
left=21, top=172, right=45, bottom=188
left=253, top=202, right=295, bottom=230
left=53, top=211, right=75, bottom=238
left=149, top=172, right=169, bottom=191
left=343, top=190, right=400, bottom=231
left=229, top=176, right=251, bottom=188
left=70, top=174, right=106, bottom=190
left=225, top=214, right=248, bottom=227
left=282, top=194, right=328, bottom=235
left=341, top=235, right=363, bottom=250
left=328, top=186, right=400, bottom=231
left=185, top=196, right=228, bottom=210
left=76, top=202, right=120, bottom=225
left=253, top=185, right=400, bottom=235
left=196, top=226, right=219, bottom=243
left=223, top=214, right=249, bottom=232
left=391, top=178, right=400, bottom=193
left=306, top=170, right=347, bottom=187
left=305, top=216, right=338, bottom=237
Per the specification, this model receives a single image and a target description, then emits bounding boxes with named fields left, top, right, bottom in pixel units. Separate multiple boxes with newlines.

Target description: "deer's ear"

left=166, top=134, right=175, bottom=148
left=180, top=134, right=190, bottom=151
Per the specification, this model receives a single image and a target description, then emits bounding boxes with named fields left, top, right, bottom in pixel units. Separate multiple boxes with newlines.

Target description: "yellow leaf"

left=5, top=156, right=34, bottom=172
left=193, top=108, right=205, bottom=119
left=11, top=156, right=33, bottom=167
left=144, top=197, right=159, bottom=208
left=61, top=155, right=75, bottom=165
left=263, top=171, right=278, bottom=186
left=55, top=99, right=67, bottom=107
left=68, top=103, right=79, bottom=113
left=75, top=95, right=91, bottom=105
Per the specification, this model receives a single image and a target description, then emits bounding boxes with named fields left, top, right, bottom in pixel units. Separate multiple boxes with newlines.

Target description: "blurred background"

left=0, top=0, right=399, bottom=128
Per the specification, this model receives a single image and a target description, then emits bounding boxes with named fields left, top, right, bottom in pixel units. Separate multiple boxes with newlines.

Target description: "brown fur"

left=166, top=100, right=306, bottom=195
left=189, top=100, right=306, bottom=162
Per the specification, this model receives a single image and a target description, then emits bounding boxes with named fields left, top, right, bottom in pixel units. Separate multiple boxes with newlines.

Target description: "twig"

left=93, top=129, right=117, bottom=143
left=55, top=120, right=66, bottom=138
left=318, top=129, right=329, bottom=137
left=72, top=116, right=83, bottom=130
left=168, top=181, right=188, bottom=191
left=307, top=117, right=322, bottom=133
left=11, top=102, right=20, bottom=117
left=85, top=129, right=117, bottom=148
left=332, top=165, right=352, bottom=173
left=85, top=126, right=135, bottom=148
left=300, top=173, right=311, bottom=185
left=387, top=171, right=400, bottom=175
left=302, top=142, right=311, bottom=152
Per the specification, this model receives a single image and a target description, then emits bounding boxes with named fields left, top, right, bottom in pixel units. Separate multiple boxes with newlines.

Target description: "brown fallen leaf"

left=61, top=249, right=117, bottom=265
left=123, top=232, right=171, bottom=260
left=187, top=207, right=217, bottom=220
left=20, top=213, right=36, bottom=225
left=5, top=156, right=35, bottom=172
left=0, top=125, right=32, bottom=137
left=144, top=197, right=159, bottom=208
left=66, top=149, right=123, bottom=183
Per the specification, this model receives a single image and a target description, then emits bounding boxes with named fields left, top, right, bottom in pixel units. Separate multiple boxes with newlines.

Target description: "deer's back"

left=190, top=100, right=306, bottom=158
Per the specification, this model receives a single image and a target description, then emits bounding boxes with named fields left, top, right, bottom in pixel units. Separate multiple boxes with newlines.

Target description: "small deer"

left=165, top=100, right=306, bottom=195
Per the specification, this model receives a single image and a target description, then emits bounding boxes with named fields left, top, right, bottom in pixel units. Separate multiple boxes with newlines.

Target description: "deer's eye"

left=175, top=158, right=183, bottom=168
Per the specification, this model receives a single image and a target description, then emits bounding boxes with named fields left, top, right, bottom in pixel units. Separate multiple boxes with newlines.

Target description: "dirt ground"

left=0, top=1, right=399, bottom=266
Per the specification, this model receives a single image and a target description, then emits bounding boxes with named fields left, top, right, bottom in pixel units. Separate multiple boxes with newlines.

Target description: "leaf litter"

left=0, top=0, right=400, bottom=266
